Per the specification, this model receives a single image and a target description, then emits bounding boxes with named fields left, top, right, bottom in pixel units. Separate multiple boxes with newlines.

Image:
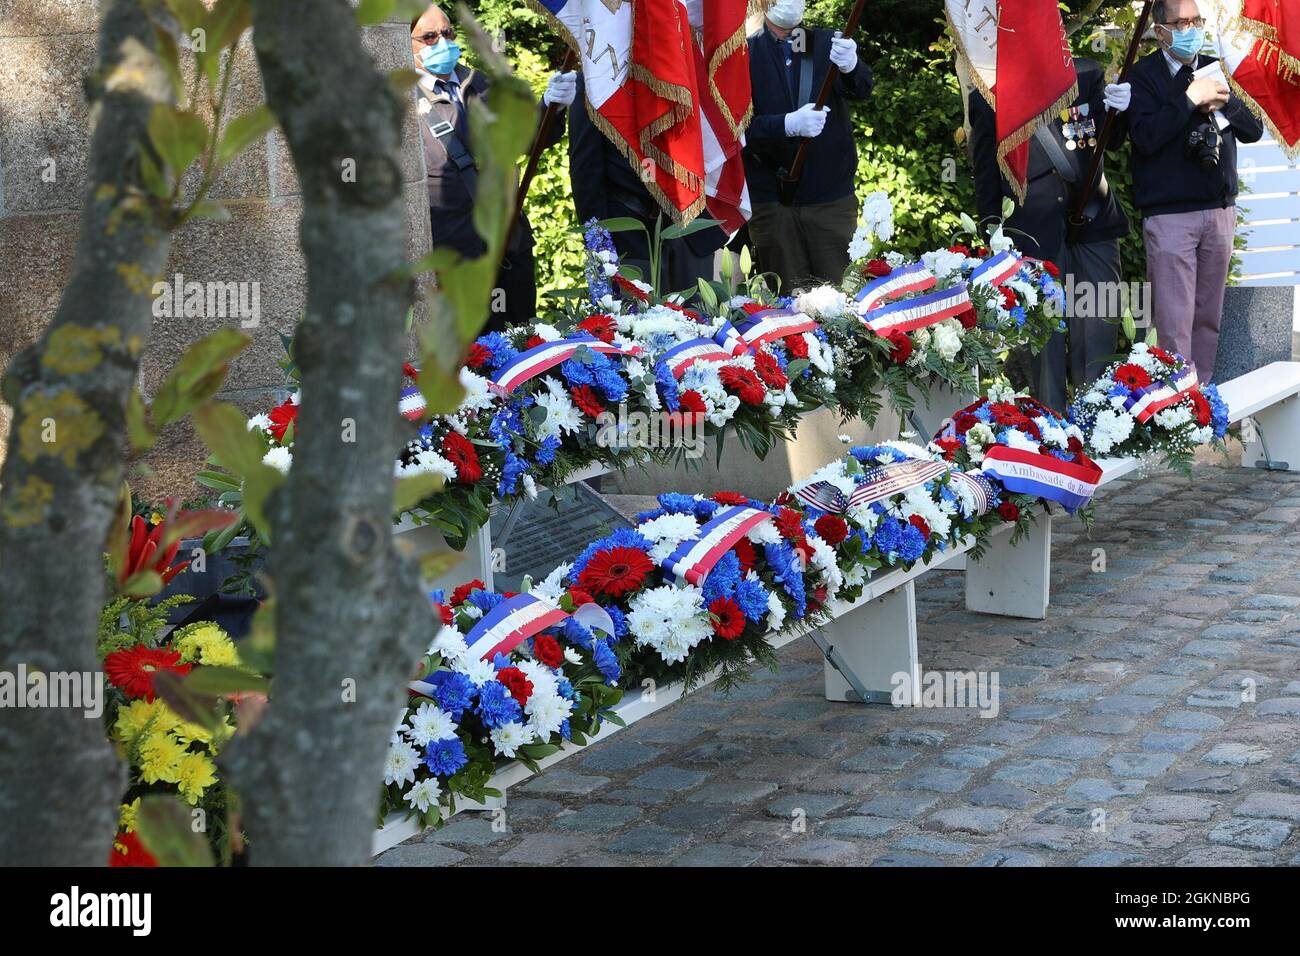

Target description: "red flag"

left=1213, top=0, right=1300, bottom=157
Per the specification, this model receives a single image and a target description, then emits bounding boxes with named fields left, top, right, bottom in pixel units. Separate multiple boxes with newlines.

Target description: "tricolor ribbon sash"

left=1122, top=367, right=1199, bottom=424
left=979, top=444, right=1101, bottom=513
left=733, top=308, right=820, bottom=347
left=662, top=337, right=733, bottom=378
left=713, top=322, right=748, bottom=357
left=795, top=458, right=950, bottom=513
left=860, top=283, right=972, bottom=336
left=661, top=505, right=774, bottom=586
left=969, top=250, right=1023, bottom=288
left=854, top=264, right=937, bottom=313
left=399, top=385, right=427, bottom=421
left=491, top=334, right=643, bottom=395
left=465, top=593, right=569, bottom=662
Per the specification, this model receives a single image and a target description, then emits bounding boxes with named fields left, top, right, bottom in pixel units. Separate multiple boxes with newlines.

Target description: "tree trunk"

left=0, top=0, right=175, bottom=866
left=221, top=0, right=433, bottom=865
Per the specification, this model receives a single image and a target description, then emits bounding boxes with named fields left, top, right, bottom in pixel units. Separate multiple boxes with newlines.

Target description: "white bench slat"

left=1216, top=361, right=1300, bottom=424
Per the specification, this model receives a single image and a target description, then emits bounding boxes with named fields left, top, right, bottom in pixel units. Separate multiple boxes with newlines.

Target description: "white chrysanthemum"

left=861, top=190, right=895, bottom=242
left=406, top=700, right=457, bottom=747
left=638, top=512, right=701, bottom=545
left=396, top=448, right=456, bottom=481
left=529, top=562, right=571, bottom=605
left=808, top=535, right=844, bottom=596
left=534, top=378, right=584, bottom=437
left=516, top=659, right=560, bottom=700
left=794, top=286, right=848, bottom=319
left=627, top=584, right=711, bottom=665
left=521, top=473, right=538, bottom=500
left=747, top=519, right=783, bottom=544
left=1007, top=276, right=1039, bottom=309
left=490, top=721, right=531, bottom=758
left=428, top=625, right=468, bottom=661
left=902, top=486, right=951, bottom=538
left=922, top=248, right=968, bottom=281
left=765, top=591, right=787, bottom=632
left=1154, top=404, right=1193, bottom=429
left=458, top=367, right=496, bottom=413
left=1190, top=425, right=1213, bottom=444
left=882, top=439, right=932, bottom=461
left=847, top=501, right=882, bottom=533
left=526, top=690, right=573, bottom=739
left=532, top=323, right=563, bottom=342
left=404, top=777, right=441, bottom=814
left=1003, top=429, right=1041, bottom=453
left=246, top=413, right=272, bottom=433
left=563, top=646, right=583, bottom=666
left=383, top=739, right=422, bottom=786
left=262, top=446, right=293, bottom=474
left=457, top=657, right=498, bottom=687
left=1090, top=407, right=1134, bottom=454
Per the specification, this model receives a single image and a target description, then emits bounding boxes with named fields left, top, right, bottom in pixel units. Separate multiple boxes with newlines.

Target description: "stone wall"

left=0, top=1, right=432, bottom=501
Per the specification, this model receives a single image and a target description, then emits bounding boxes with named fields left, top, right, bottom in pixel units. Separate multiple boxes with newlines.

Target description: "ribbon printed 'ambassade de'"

left=979, top=444, right=1102, bottom=513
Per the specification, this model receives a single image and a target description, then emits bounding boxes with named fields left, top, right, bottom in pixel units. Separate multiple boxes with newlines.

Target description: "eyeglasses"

left=412, top=28, right=456, bottom=44
left=1160, top=16, right=1206, bottom=30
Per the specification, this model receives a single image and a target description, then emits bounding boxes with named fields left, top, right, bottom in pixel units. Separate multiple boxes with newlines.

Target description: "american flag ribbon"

left=1122, top=366, right=1199, bottom=424
left=660, top=505, right=774, bottom=587
left=662, top=337, right=733, bottom=379
left=490, top=333, right=642, bottom=395
left=795, top=458, right=951, bottom=514
left=860, top=283, right=972, bottom=336
left=733, top=308, right=820, bottom=348
left=979, top=444, right=1102, bottom=513
left=969, top=250, right=1024, bottom=288
left=854, top=263, right=937, bottom=313
left=948, top=471, right=996, bottom=516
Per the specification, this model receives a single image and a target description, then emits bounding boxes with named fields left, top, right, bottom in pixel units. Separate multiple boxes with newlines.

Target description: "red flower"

left=712, top=491, right=750, bottom=506
left=708, top=596, right=746, bottom=640
left=403, top=362, right=420, bottom=379
left=957, top=305, right=978, bottom=330
left=1067, top=435, right=1084, bottom=455
left=1148, top=346, right=1177, bottom=365
left=741, top=302, right=769, bottom=315
left=466, top=342, right=492, bottom=369
left=948, top=244, right=971, bottom=256
left=677, top=389, right=707, bottom=419
left=449, top=580, right=485, bottom=606
left=578, top=314, right=617, bottom=343
left=753, top=350, right=788, bottom=389
left=614, top=273, right=649, bottom=301
left=566, top=587, right=596, bottom=607
left=908, top=514, right=931, bottom=538
left=814, top=513, right=850, bottom=546
left=532, top=634, right=564, bottom=668
left=997, top=286, right=1017, bottom=310
left=442, top=431, right=482, bottom=485
left=885, top=329, right=913, bottom=364
left=109, top=831, right=157, bottom=868
left=811, top=585, right=829, bottom=609
left=1041, top=260, right=1061, bottom=278
left=973, top=247, right=990, bottom=258
left=733, top=537, right=757, bottom=574
left=496, top=666, right=534, bottom=706
left=434, top=602, right=454, bottom=626
left=783, top=334, right=809, bottom=359
left=104, top=645, right=192, bottom=702
left=865, top=259, right=893, bottom=277
left=935, top=435, right=962, bottom=461
left=117, top=514, right=192, bottom=596
left=525, top=335, right=546, bottom=349
left=774, top=507, right=806, bottom=544
left=1189, top=390, right=1212, bottom=426
left=578, top=546, right=653, bottom=598
left=1115, top=363, right=1152, bottom=390
left=268, top=399, right=298, bottom=442
left=774, top=491, right=798, bottom=507
left=570, top=384, right=606, bottom=418
left=719, top=366, right=766, bottom=406
left=997, top=502, right=1020, bottom=522
left=953, top=412, right=980, bottom=435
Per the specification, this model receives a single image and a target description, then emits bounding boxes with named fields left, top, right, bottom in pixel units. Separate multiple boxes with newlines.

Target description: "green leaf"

left=138, top=148, right=170, bottom=199
left=216, top=105, right=275, bottom=166
left=133, top=795, right=214, bottom=867
left=661, top=216, right=723, bottom=241
left=193, top=403, right=284, bottom=537
left=151, top=23, right=184, bottom=101
left=597, top=216, right=651, bottom=234
left=395, top=471, right=445, bottom=513
left=119, top=569, right=164, bottom=598
left=188, top=201, right=231, bottom=221
left=182, top=665, right=269, bottom=697
left=414, top=363, right=466, bottom=418
left=105, top=482, right=134, bottom=583
left=194, top=470, right=243, bottom=492
left=152, top=328, right=251, bottom=429
left=165, top=0, right=208, bottom=34
left=355, top=0, right=397, bottom=26
left=126, top=390, right=156, bottom=451
left=148, top=104, right=209, bottom=175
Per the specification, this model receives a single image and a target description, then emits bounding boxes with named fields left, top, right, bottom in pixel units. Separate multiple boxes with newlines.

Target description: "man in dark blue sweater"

left=1128, top=0, right=1263, bottom=379
left=743, top=0, right=874, bottom=293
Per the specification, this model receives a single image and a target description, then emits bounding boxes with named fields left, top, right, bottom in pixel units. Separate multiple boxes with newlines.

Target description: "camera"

left=1186, top=122, right=1221, bottom=170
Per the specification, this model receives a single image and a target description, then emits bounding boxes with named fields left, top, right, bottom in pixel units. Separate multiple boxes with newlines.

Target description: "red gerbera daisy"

left=741, top=302, right=769, bottom=315
left=708, top=596, right=746, bottom=640
left=465, top=342, right=492, bottom=369
left=449, top=580, right=485, bottom=606
left=1189, top=390, right=1212, bottom=426
left=566, top=587, right=596, bottom=607
left=885, top=329, right=912, bottom=364
left=104, top=645, right=192, bottom=702
left=712, top=491, right=749, bottom=506
left=783, top=334, right=809, bottom=359
left=1115, top=363, right=1152, bottom=390
left=814, top=513, right=850, bottom=547
left=719, top=366, right=766, bottom=406
left=441, top=431, right=482, bottom=485
left=1148, top=346, right=1177, bottom=365
left=532, top=634, right=564, bottom=668
left=577, top=313, right=617, bottom=343
left=614, top=273, right=649, bottom=301
left=773, top=491, right=798, bottom=507
left=496, top=666, right=534, bottom=706
left=865, top=259, right=892, bottom=277
left=753, top=350, right=788, bottom=389
left=109, top=831, right=157, bottom=868
left=570, top=384, right=606, bottom=418
left=578, top=546, right=653, bottom=598
left=268, top=399, right=298, bottom=442
left=953, top=412, right=980, bottom=435
left=677, top=389, right=707, bottom=421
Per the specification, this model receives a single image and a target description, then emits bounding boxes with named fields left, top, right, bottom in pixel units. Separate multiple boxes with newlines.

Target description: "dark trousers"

left=623, top=241, right=715, bottom=298
left=1029, top=238, right=1122, bottom=413
left=748, top=193, right=858, bottom=294
left=485, top=244, right=537, bottom=335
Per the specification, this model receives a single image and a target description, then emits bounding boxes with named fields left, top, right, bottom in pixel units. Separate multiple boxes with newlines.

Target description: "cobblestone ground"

left=378, top=463, right=1300, bottom=867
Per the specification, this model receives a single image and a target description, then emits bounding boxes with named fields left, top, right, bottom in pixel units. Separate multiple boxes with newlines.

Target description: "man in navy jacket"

left=743, top=0, right=873, bottom=293
left=1127, top=0, right=1263, bottom=379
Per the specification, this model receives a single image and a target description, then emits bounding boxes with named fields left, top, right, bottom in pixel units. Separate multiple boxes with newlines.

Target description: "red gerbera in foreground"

left=675, top=389, right=708, bottom=425
left=441, top=431, right=482, bottom=485
left=719, top=366, right=766, bottom=406
left=783, top=333, right=809, bottom=359
left=267, top=399, right=298, bottom=442
left=1189, top=390, right=1212, bottom=426
left=578, top=546, right=654, bottom=598
left=814, top=513, right=850, bottom=547
left=570, top=384, right=606, bottom=418
left=532, top=634, right=564, bottom=668
left=104, top=645, right=193, bottom=702
left=577, top=313, right=616, bottom=343
left=525, top=335, right=546, bottom=349
left=1115, top=363, right=1152, bottom=390
left=109, top=831, right=157, bottom=868
left=496, top=666, right=534, bottom=706
left=708, top=596, right=746, bottom=640
left=753, top=350, right=788, bottom=389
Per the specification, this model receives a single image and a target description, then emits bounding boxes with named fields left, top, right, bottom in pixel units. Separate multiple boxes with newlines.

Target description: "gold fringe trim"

left=1222, top=58, right=1300, bottom=159
left=996, top=81, right=1080, bottom=205
left=707, top=18, right=753, bottom=140
left=1228, top=8, right=1300, bottom=79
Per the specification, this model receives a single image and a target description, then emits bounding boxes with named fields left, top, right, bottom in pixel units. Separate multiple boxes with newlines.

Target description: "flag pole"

left=1066, top=1, right=1154, bottom=243
left=508, top=47, right=579, bottom=247
left=779, top=0, right=869, bottom=205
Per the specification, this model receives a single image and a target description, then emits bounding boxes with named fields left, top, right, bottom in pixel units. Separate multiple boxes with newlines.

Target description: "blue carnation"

left=692, top=498, right=720, bottom=520
left=654, top=362, right=681, bottom=412
left=534, top=434, right=561, bottom=466
left=657, top=492, right=699, bottom=515
left=423, top=736, right=468, bottom=777
left=602, top=604, right=629, bottom=639
left=592, top=638, right=621, bottom=684
left=763, top=541, right=806, bottom=618
left=873, top=516, right=904, bottom=559
left=476, top=680, right=522, bottom=729
left=702, top=550, right=741, bottom=602
left=563, top=617, right=595, bottom=650
left=427, top=588, right=446, bottom=605
left=468, top=589, right=504, bottom=614
left=476, top=332, right=517, bottom=372
left=898, top=523, right=926, bottom=563
left=735, top=576, right=770, bottom=623
left=425, top=671, right=476, bottom=721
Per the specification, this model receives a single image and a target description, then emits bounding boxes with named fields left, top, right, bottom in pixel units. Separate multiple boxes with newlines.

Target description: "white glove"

left=829, top=32, right=858, bottom=74
left=543, top=71, right=577, bottom=108
left=1103, top=81, right=1131, bottom=113
left=785, top=102, right=829, bottom=138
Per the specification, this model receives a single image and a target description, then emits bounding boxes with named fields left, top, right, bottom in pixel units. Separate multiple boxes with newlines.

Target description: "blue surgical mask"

left=1167, top=25, right=1205, bottom=60
left=420, top=38, right=461, bottom=75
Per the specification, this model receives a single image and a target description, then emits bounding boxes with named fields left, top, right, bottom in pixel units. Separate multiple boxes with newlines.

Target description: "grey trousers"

left=1028, top=238, right=1123, bottom=413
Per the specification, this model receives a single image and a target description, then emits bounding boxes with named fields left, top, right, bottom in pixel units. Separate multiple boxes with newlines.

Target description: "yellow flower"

left=149, top=511, right=164, bottom=526
left=118, top=798, right=141, bottom=834
left=174, top=623, right=240, bottom=666
left=137, top=732, right=187, bottom=785
left=113, top=698, right=181, bottom=745
left=175, top=752, right=218, bottom=805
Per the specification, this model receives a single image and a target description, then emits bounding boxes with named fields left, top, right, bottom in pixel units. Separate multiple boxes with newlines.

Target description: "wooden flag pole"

left=779, top=0, right=869, bottom=205
left=1066, top=1, right=1154, bottom=242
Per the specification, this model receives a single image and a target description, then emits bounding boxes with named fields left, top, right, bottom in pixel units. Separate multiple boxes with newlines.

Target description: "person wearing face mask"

left=743, top=0, right=874, bottom=293
left=411, top=4, right=577, bottom=332
left=1127, top=0, right=1263, bottom=380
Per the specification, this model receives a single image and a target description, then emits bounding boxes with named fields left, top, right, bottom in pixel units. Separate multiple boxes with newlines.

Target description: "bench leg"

left=821, top=581, right=920, bottom=705
left=1243, top=394, right=1300, bottom=473
left=966, top=513, right=1051, bottom=619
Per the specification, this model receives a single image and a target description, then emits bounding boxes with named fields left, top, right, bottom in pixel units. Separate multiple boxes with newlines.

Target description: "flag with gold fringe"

left=1210, top=0, right=1300, bottom=157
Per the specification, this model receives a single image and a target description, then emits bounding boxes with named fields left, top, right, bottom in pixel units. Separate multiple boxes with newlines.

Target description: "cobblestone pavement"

left=378, top=463, right=1300, bottom=867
